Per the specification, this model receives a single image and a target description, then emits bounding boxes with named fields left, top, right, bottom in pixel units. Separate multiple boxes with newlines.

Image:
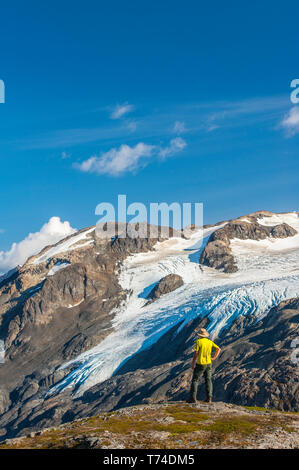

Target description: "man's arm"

left=211, top=346, right=221, bottom=361
left=191, top=351, right=198, bottom=370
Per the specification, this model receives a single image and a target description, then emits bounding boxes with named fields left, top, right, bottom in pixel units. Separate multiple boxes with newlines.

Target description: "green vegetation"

left=164, top=405, right=210, bottom=424
left=0, top=403, right=297, bottom=449
left=203, top=417, right=258, bottom=435
left=245, top=406, right=299, bottom=415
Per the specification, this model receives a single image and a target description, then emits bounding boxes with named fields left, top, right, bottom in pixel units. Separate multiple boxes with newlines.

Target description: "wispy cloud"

left=0, top=217, right=76, bottom=273
left=159, top=137, right=187, bottom=159
left=280, top=107, right=299, bottom=136
left=203, top=95, right=289, bottom=131
left=17, top=95, right=290, bottom=151
left=19, top=125, right=133, bottom=150
left=206, top=124, right=219, bottom=132
left=173, top=121, right=186, bottom=134
left=75, top=138, right=187, bottom=177
left=110, top=103, right=135, bottom=120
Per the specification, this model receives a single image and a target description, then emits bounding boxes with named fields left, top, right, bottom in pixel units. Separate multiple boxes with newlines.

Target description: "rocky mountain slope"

left=200, top=212, right=297, bottom=273
left=1, top=401, right=298, bottom=449
left=0, top=210, right=298, bottom=440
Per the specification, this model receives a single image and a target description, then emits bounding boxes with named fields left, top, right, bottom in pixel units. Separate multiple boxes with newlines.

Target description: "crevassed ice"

left=48, top=274, right=299, bottom=398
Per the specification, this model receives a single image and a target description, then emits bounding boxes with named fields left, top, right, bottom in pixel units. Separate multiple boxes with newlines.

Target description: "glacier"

left=47, top=213, right=299, bottom=397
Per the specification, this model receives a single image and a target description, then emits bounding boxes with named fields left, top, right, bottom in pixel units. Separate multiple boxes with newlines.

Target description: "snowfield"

left=32, top=227, right=95, bottom=265
left=47, top=261, right=70, bottom=276
left=48, top=213, right=299, bottom=397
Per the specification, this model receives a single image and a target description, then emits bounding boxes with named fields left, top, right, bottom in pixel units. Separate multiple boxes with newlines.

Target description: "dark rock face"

left=271, top=223, right=297, bottom=238
left=210, top=221, right=297, bottom=243
left=0, top=224, right=174, bottom=439
left=200, top=220, right=297, bottom=273
left=1, top=297, right=298, bottom=439
left=200, top=240, right=237, bottom=273
left=211, top=221, right=271, bottom=243
left=214, top=298, right=299, bottom=410
left=147, top=274, right=184, bottom=303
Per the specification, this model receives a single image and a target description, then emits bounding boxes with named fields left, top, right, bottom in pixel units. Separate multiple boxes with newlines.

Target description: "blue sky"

left=0, top=0, right=299, bottom=265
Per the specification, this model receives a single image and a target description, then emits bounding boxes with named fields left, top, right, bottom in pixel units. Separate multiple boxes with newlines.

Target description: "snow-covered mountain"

left=0, top=210, right=298, bottom=438
left=48, top=212, right=299, bottom=397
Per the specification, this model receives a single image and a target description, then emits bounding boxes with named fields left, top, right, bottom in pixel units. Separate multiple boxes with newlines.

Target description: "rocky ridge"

left=0, top=401, right=298, bottom=449
left=200, top=211, right=297, bottom=273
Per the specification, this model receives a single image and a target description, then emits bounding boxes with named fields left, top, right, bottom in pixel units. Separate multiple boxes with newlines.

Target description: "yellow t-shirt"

left=194, top=337, right=219, bottom=365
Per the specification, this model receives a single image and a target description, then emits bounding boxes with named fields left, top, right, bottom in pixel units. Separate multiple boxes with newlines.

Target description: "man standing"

left=187, top=328, right=221, bottom=404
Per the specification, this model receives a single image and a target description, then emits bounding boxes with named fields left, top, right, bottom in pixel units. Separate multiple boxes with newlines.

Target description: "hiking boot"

left=186, top=397, right=197, bottom=404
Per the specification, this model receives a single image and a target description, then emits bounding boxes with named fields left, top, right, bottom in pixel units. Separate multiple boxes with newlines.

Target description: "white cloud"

left=76, top=142, right=155, bottom=177
left=281, top=107, right=299, bottom=136
left=0, top=217, right=76, bottom=274
left=173, top=121, right=186, bottom=134
left=159, top=137, right=187, bottom=159
left=110, top=103, right=135, bottom=120
left=76, top=137, right=187, bottom=177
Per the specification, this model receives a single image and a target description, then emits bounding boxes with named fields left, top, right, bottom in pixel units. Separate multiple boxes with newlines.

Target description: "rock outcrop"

left=200, top=219, right=297, bottom=273
left=200, top=240, right=237, bottom=273
left=271, top=223, right=297, bottom=238
left=147, top=274, right=184, bottom=304
left=210, top=220, right=297, bottom=243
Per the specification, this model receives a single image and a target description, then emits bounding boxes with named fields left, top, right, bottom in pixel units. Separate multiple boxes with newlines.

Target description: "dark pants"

left=189, top=363, right=213, bottom=400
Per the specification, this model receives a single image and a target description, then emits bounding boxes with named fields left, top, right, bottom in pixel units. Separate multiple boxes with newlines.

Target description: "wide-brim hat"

left=197, top=328, right=210, bottom=338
